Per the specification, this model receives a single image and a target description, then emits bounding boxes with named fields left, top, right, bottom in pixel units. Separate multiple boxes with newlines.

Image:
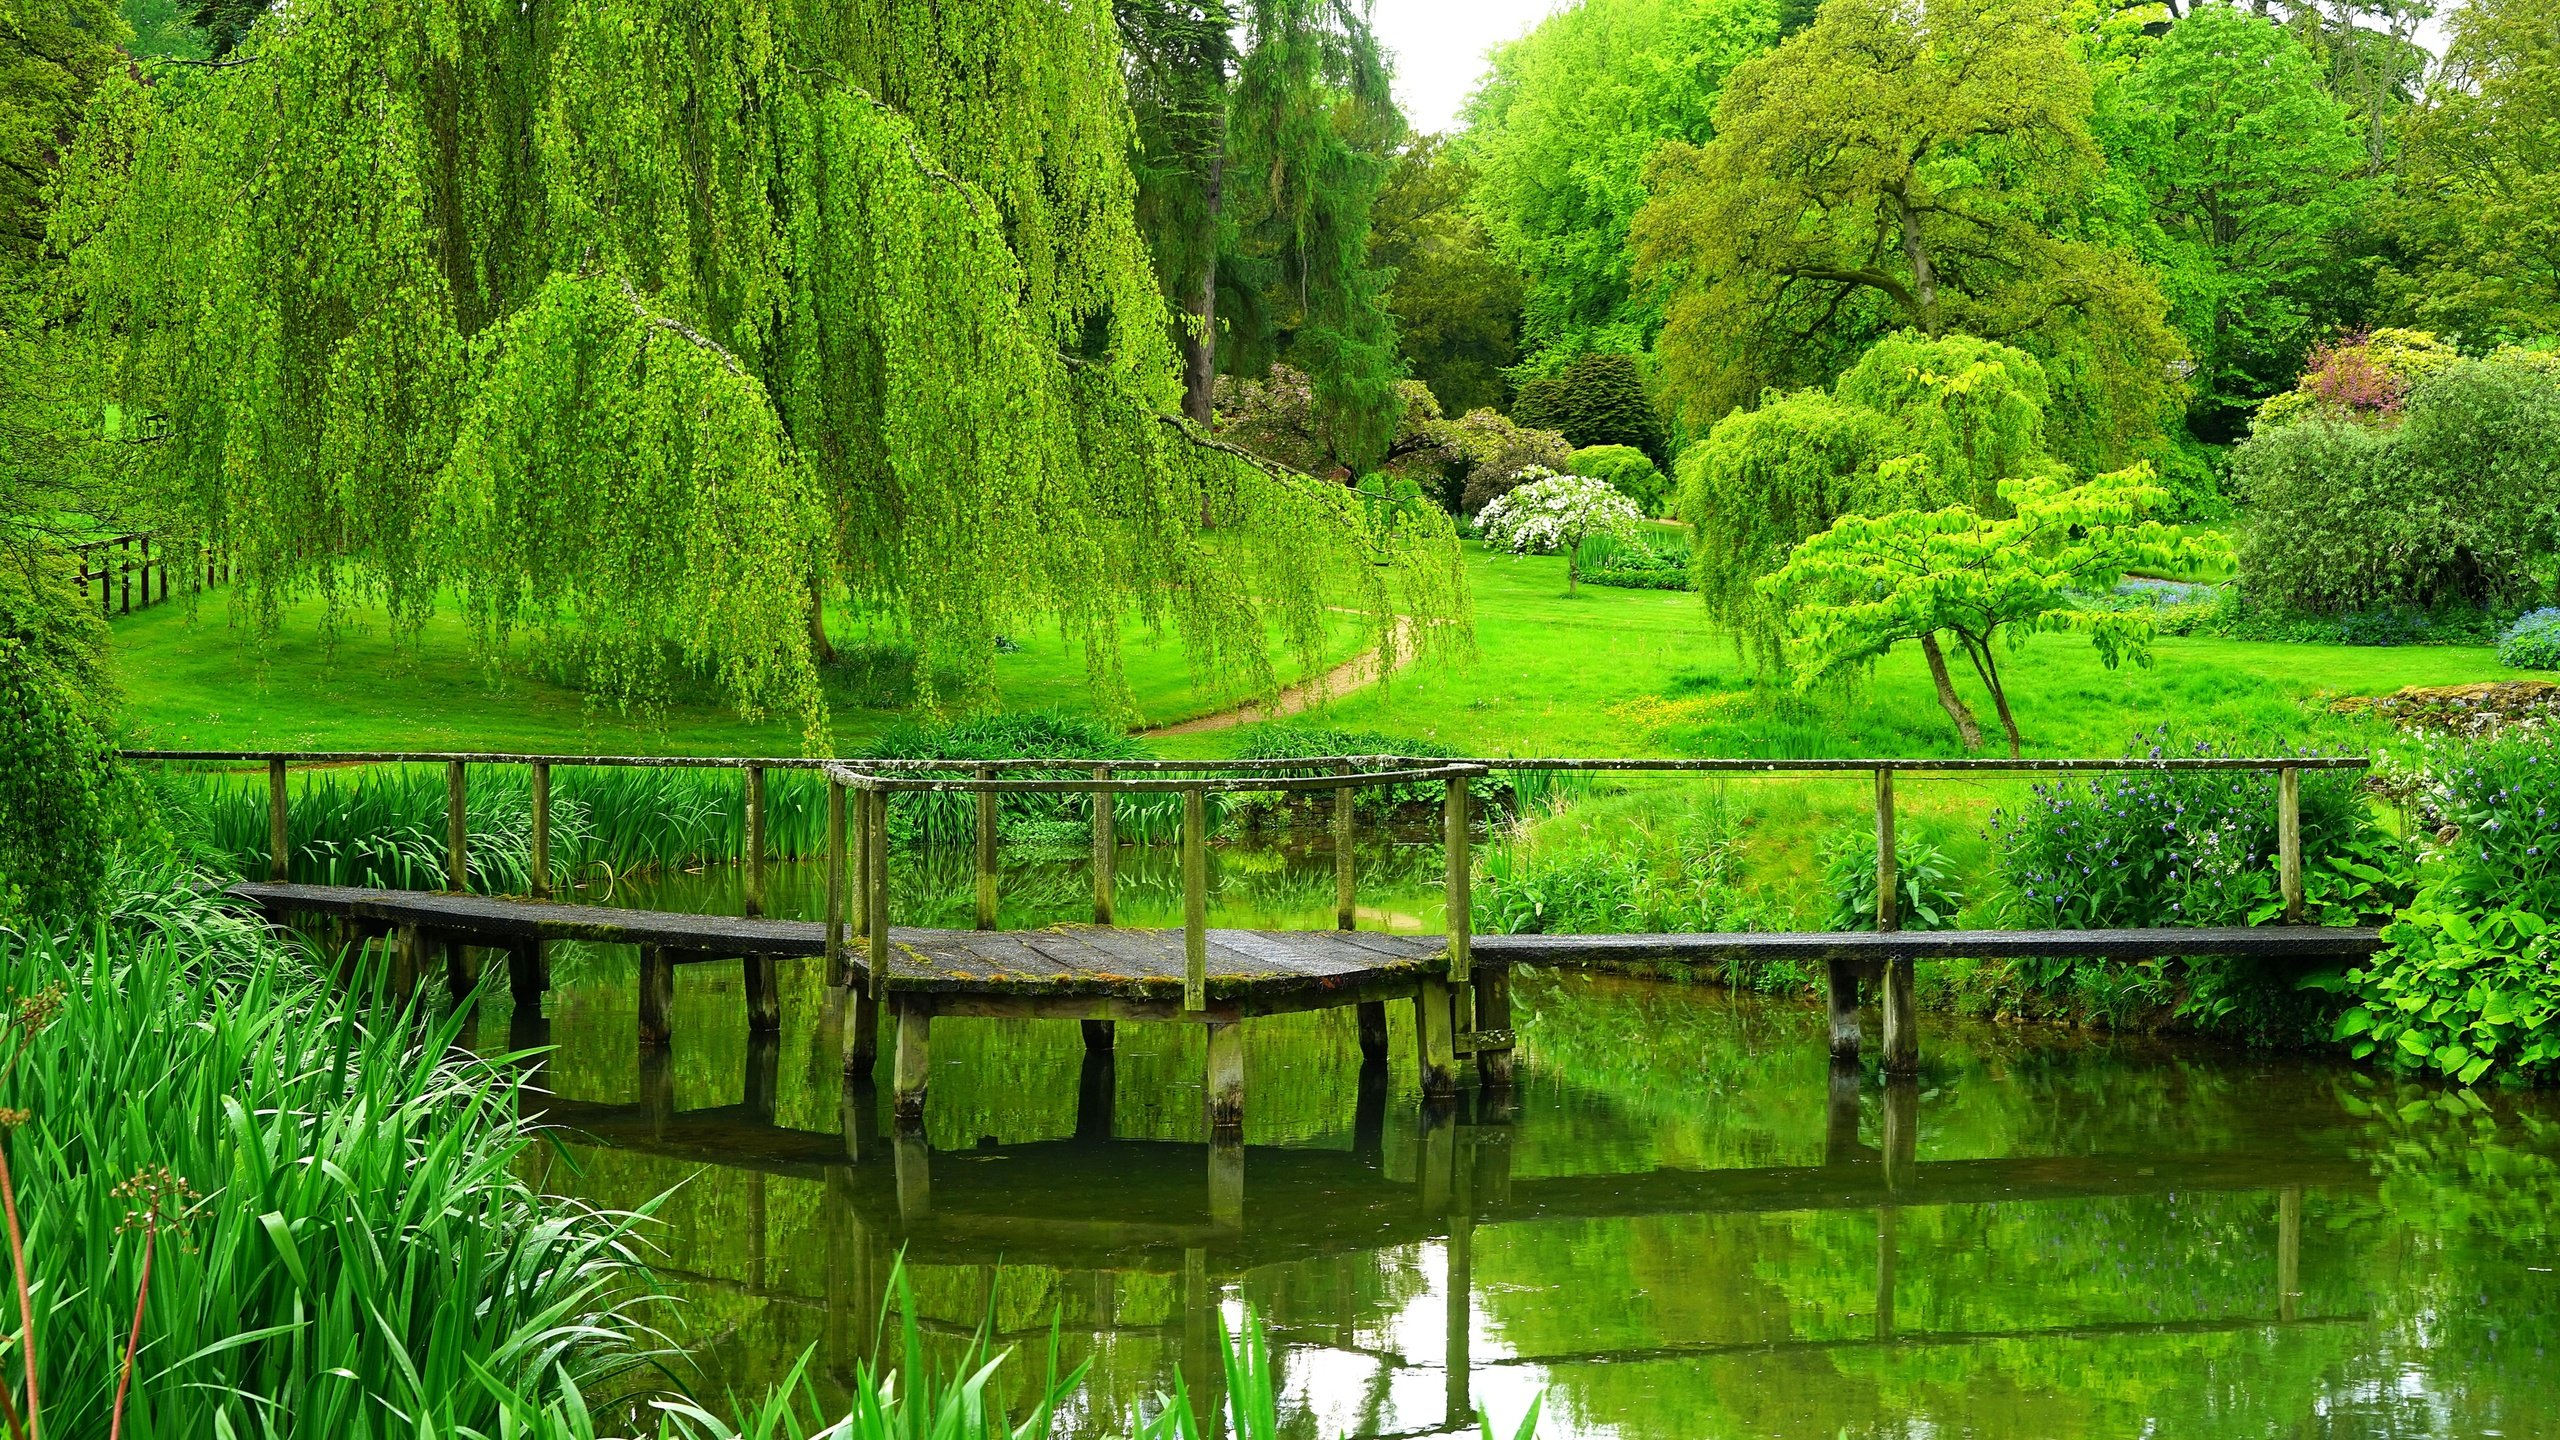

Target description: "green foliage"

left=2251, top=327, right=2465, bottom=431
left=1510, top=353, right=1666, bottom=464
left=1820, top=823, right=1964, bottom=932
left=1444, top=407, right=1575, bottom=514
left=0, top=548, right=118, bottom=919
left=2329, top=737, right=2560, bottom=1083
left=2232, top=357, right=2560, bottom=615
left=1478, top=806, right=1785, bottom=939
left=1575, top=528, right=1691, bottom=591
left=1762, top=466, right=2216, bottom=753
left=2499, top=608, right=2560, bottom=669
left=2101, top=5, right=2368, bottom=429
left=1564, top=444, right=1669, bottom=516
left=1458, top=0, right=1777, bottom=358
left=1678, top=331, right=2065, bottom=663
left=1227, top=721, right=1513, bottom=821
left=1212, top=363, right=1449, bottom=479
left=2383, top=0, right=2560, bottom=343
left=59, top=0, right=1462, bottom=727
left=1368, top=134, right=1524, bottom=416
left=1, top=862, right=652, bottom=1437
left=1988, top=733, right=2378, bottom=930
left=1633, top=0, right=2184, bottom=472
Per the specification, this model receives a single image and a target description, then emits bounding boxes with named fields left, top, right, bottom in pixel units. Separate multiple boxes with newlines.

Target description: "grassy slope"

left=108, top=588, right=1368, bottom=753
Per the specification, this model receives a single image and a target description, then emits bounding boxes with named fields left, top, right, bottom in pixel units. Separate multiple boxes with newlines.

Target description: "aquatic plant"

left=0, top=856, right=654, bottom=1437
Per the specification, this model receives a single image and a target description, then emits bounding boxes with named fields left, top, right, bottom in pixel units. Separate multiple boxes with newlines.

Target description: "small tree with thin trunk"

left=1474, top=468, right=1647, bottom=596
left=1758, top=465, right=2216, bottom=755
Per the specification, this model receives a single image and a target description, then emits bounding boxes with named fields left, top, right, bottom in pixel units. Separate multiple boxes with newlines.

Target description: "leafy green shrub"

left=872, top=709, right=1172, bottom=844
left=1820, top=824, right=1964, bottom=932
left=2498, top=608, right=2560, bottom=669
left=0, top=551, right=118, bottom=920
left=1989, top=733, right=2375, bottom=929
left=2326, top=736, right=2560, bottom=1083
left=1576, top=529, right=1692, bottom=591
left=1229, top=723, right=1512, bottom=822
left=1511, top=352, right=1665, bottom=462
left=1567, top=443, right=1671, bottom=515
left=2232, top=358, right=2560, bottom=615
left=1478, top=807, right=1785, bottom=938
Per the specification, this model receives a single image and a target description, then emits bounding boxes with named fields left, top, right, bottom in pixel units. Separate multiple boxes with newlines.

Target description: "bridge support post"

left=442, top=937, right=476, bottom=1003
left=744, top=955, right=779, bottom=1033
left=845, top=989, right=879, bottom=1076
left=1882, top=957, right=1917, bottom=1074
left=1473, top=964, right=1515, bottom=1091
left=892, top=1002, right=931, bottom=1128
left=1205, top=1019, right=1245, bottom=1136
left=1417, top=978, right=1458, bottom=1101
left=506, top=939, right=546, bottom=1013
left=1081, top=1017, right=1114, bottom=1055
left=744, top=1033, right=779, bottom=1123
left=1827, top=959, right=1862, bottom=1059
left=1208, top=1135, right=1243, bottom=1231
left=1076, top=1041, right=1115, bottom=1142
left=638, top=946, right=673, bottom=1048
left=391, top=923, right=423, bottom=1007
left=1356, top=1000, right=1389, bottom=1064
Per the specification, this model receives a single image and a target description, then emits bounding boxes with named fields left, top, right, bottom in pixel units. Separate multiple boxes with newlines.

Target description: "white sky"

left=1374, top=0, right=1565, bottom=134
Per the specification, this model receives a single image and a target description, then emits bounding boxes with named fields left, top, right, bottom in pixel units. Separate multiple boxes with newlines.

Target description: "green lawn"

left=112, top=547, right=2508, bottom=759
left=1190, top=545, right=2502, bottom=760
left=108, top=588, right=1370, bottom=754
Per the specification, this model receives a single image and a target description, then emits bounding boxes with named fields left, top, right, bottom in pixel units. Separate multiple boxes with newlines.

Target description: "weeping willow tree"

left=53, top=0, right=1463, bottom=729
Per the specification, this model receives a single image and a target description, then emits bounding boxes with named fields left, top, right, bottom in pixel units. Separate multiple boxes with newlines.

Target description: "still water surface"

left=477, top=848, right=2560, bottom=1439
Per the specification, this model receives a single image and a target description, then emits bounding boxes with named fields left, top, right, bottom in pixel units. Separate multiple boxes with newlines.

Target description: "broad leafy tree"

left=1761, top=466, right=2210, bottom=754
left=58, top=0, right=1466, bottom=727
left=1633, top=0, right=2184, bottom=473
left=2105, top=5, right=2368, bottom=434
left=1458, top=0, right=1776, bottom=361
left=2386, top=0, right=2560, bottom=343
left=1678, top=331, right=2059, bottom=669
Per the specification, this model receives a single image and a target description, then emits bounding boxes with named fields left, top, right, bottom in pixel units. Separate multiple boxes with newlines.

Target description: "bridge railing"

left=120, top=746, right=2369, bottom=961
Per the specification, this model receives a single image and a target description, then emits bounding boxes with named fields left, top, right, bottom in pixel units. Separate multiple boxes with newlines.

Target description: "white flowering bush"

left=1472, top=467, right=1646, bottom=594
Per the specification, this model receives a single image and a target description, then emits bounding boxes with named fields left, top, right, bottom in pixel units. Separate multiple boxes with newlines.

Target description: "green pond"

left=472, top=844, right=2560, bottom=1439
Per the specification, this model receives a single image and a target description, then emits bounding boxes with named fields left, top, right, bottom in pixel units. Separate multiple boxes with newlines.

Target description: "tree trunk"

left=1179, top=152, right=1225, bottom=426
left=1918, top=632, right=1984, bottom=750
left=808, top=567, right=836, bottom=668
left=1955, top=631, right=2024, bottom=758
left=1893, top=186, right=1941, bottom=336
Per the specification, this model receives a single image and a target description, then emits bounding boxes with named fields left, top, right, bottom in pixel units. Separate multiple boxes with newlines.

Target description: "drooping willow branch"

left=618, top=276, right=744, bottom=377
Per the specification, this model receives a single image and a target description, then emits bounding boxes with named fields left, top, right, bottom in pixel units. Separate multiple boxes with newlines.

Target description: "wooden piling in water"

left=1356, top=1000, right=1389, bottom=1063
left=638, top=946, right=673, bottom=1048
left=745, top=956, right=779, bottom=1033
left=1205, top=1019, right=1244, bottom=1135
left=892, top=1003, right=930, bottom=1126
left=1474, top=964, right=1514, bottom=1090
left=1417, top=977, right=1457, bottom=1100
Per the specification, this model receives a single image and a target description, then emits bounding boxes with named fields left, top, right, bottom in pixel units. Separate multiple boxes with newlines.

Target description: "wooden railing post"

left=865, top=787, right=890, bottom=999
left=2279, top=765, right=2304, bottom=924
left=853, top=778, right=871, bottom=939
left=1091, top=764, right=1115, bottom=925
left=974, top=763, right=998, bottom=930
left=118, top=535, right=132, bottom=614
left=529, top=762, right=552, bottom=899
left=1877, top=764, right=1917, bottom=1075
left=1182, top=785, right=1208, bottom=1012
left=1444, top=771, right=1471, bottom=984
left=267, top=755, right=288, bottom=883
left=1874, top=765, right=1899, bottom=933
left=1335, top=760, right=1356, bottom=931
left=825, top=780, right=847, bottom=990
left=445, top=760, right=469, bottom=892
left=744, top=764, right=767, bottom=918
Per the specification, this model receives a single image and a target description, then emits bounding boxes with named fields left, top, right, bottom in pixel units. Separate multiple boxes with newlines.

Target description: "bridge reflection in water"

left=499, top=997, right=2372, bottom=1438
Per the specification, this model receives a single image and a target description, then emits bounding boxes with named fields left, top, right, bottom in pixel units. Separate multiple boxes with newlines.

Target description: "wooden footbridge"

left=132, top=747, right=2384, bottom=1134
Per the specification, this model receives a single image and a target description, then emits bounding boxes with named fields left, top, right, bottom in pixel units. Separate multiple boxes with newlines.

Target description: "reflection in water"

left=478, top=852, right=2560, bottom=1439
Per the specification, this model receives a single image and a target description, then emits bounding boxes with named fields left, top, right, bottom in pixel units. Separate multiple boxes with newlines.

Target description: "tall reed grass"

left=0, top=857, right=654, bottom=1438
